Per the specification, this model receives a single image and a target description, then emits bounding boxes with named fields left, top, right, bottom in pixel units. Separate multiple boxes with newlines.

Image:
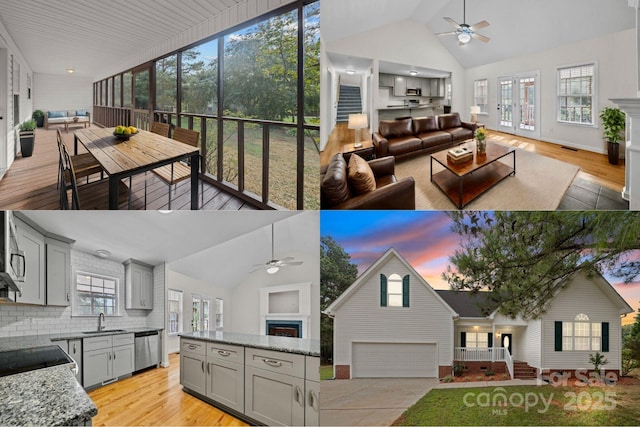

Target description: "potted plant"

left=475, top=127, right=487, bottom=153
left=32, top=110, right=45, bottom=128
left=18, top=119, right=37, bottom=157
left=600, top=107, right=625, bottom=165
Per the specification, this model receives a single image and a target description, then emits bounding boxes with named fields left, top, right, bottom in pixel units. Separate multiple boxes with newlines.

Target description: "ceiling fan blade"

left=471, top=32, right=490, bottom=43
left=469, top=20, right=489, bottom=31
left=443, top=17, right=461, bottom=29
left=436, top=31, right=459, bottom=37
left=279, top=257, right=295, bottom=262
left=281, top=261, right=304, bottom=266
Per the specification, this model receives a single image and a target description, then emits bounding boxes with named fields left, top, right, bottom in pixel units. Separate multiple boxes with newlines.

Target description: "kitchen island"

left=378, top=103, right=444, bottom=121
left=179, top=332, right=320, bottom=426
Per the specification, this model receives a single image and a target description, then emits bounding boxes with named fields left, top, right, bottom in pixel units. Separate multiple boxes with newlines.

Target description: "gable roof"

left=565, top=270, right=634, bottom=316
left=324, top=247, right=458, bottom=318
left=435, top=290, right=499, bottom=318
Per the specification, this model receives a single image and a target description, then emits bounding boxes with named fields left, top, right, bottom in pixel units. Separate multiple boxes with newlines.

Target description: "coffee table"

left=430, top=140, right=516, bottom=209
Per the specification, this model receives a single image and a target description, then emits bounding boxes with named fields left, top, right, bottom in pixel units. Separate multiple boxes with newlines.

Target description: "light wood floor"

left=0, top=126, right=257, bottom=210
left=321, top=123, right=625, bottom=192
left=88, top=352, right=248, bottom=426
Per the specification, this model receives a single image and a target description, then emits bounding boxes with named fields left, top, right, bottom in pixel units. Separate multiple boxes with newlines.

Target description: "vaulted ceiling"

left=0, top=0, right=245, bottom=78
left=322, top=0, right=635, bottom=69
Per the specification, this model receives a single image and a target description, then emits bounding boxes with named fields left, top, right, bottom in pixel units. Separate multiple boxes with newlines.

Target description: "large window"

left=380, top=273, right=409, bottom=307
left=168, top=289, right=183, bottom=334
left=75, top=271, right=119, bottom=316
left=387, top=274, right=403, bottom=307
left=465, top=332, right=489, bottom=348
left=473, top=79, right=488, bottom=114
left=562, top=313, right=601, bottom=351
left=156, top=55, right=178, bottom=113
left=558, top=63, right=595, bottom=126
left=182, top=41, right=218, bottom=115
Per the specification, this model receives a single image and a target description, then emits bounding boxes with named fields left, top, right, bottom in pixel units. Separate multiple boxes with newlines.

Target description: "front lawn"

left=394, top=384, right=640, bottom=426
left=320, top=365, right=333, bottom=380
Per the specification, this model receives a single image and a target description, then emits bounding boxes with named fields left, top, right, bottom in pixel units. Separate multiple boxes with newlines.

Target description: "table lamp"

left=470, top=106, right=481, bottom=123
left=348, top=113, right=368, bottom=148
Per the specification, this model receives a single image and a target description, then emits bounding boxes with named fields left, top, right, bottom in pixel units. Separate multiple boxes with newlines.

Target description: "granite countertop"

left=0, top=366, right=97, bottom=426
left=380, top=104, right=435, bottom=110
left=50, top=327, right=163, bottom=341
left=180, top=331, right=320, bottom=357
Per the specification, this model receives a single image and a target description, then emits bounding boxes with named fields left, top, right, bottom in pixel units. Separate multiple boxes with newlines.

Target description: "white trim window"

left=562, top=313, right=601, bottom=351
left=74, top=271, right=119, bottom=316
left=387, top=274, right=403, bottom=307
left=557, top=63, right=596, bottom=126
left=215, top=298, right=224, bottom=330
left=168, top=289, right=183, bottom=335
left=466, top=332, right=489, bottom=348
left=473, top=79, right=488, bottom=114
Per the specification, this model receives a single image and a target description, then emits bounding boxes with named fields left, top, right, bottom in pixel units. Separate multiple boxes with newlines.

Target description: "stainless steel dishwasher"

left=134, top=330, right=160, bottom=371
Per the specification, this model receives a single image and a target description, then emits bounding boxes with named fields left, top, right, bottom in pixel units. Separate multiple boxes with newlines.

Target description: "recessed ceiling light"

left=158, top=210, right=173, bottom=214
left=346, top=69, right=356, bottom=75
left=409, top=70, right=418, bottom=76
left=66, top=68, right=75, bottom=74
left=95, top=249, right=111, bottom=259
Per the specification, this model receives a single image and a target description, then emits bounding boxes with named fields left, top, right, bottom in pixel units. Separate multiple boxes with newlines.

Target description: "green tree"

left=444, top=211, right=640, bottom=319
left=625, top=308, right=640, bottom=363
left=321, top=236, right=358, bottom=365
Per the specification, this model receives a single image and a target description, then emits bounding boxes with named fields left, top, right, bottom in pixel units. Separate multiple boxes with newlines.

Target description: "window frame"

left=73, top=270, right=120, bottom=317
left=473, top=79, right=489, bottom=115
left=561, top=313, right=601, bottom=352
left=556, top=62, right=598, bottom=128
left=387, top=274, right=403, bottom=307
left=215, top=298, right=224, bottom=330
left=167, top=289, right=183, bottom=335
left=465, top=332, right=489, bottom=348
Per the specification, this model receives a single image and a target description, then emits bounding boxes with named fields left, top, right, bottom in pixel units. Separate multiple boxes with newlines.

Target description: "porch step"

left=513, top=361, right=537, bottom=379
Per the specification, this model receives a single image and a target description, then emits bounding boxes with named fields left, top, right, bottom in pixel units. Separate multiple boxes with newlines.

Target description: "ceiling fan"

left=252, top=223, right=303, bottom=274
left=436, top=0, right=490, bottom=45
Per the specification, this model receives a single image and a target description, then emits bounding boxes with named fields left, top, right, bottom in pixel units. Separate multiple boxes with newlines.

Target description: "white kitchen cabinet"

left=305, top=356, right=320, bottom=426
left=422, top=79, right=432, bottom=96
left=206, top=343, right=245, bottom=413
left=84, top=347, right=112, bottom=387
left=84, top=334, right=134, bottom=388
left=181, top=352, right=207, bottom=395
left=406, top=77, right=422, bottom=90
left=393, top=76, right=406, bottom=96
left=14, top=217, right=45, bottom=305
left=45, top=237, right=72, bottom=306
left=379, top=73, right=394, bottom=87
left=68, top=339, right=83, bottom=385
left=245, top=367, right=305, bottom=426
left=124, top=259, right=153, bottom=309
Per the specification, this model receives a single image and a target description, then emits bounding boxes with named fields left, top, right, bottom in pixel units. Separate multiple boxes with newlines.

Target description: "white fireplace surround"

left=259, top=282, right=311, bottom=339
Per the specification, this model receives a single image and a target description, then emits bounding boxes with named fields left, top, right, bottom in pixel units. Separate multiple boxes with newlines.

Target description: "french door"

left=497, top=72, right=540, bottom=139
left=192, top=294, right=210, bottom=332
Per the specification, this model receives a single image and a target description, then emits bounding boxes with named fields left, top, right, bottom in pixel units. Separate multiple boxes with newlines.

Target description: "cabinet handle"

left=67, top=292, right=70, bottom=302
left=217, top=350, right=231, bottom=357
left=207, top=362, right=210, bottom=374
left=188, top=344, right=197, bottom=350
left=309, top=389, right=319, bottom=412
left=113, top=351, right=116, bottom=360
left=108, top=353, right=111, bottom=360
left=294, top=386, right=304, bottom=407
left=262, top=358, right=282, bottom=368
left=201, top=360, right=205, bottom=373
left=73, top=344, right=76, bottom=353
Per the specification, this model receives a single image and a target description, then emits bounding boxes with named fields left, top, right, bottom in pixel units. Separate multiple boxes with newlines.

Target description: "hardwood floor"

left=321, top=124, right=625, bottom=192
left=88, top=353, right=248, bottom=426
left=0, top=126, right=257, bottom=210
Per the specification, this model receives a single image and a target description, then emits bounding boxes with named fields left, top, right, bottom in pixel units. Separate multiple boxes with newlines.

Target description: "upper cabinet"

left=14, top=217, right=45, bottom=305
left=379, top=73, right=394, bottom=88
left=46, top=237, right=72, bottom=306
left=124, top=259, right=154, bottom=310
left=393, top=76, right=406, bottom=97
left=380, top=73, right=447, bottom=98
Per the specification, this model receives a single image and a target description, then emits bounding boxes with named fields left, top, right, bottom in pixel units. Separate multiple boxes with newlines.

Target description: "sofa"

left=321, top=153, right=415, bottom=210
left=45, top=110, right=91, bottom=130
left=373, top=113, right=477, bottom=159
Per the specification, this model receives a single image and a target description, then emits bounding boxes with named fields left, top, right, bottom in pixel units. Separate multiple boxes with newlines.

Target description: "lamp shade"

left=470, top=106, right=481, bottom=115
left=348, top=113, right=368, bottom=130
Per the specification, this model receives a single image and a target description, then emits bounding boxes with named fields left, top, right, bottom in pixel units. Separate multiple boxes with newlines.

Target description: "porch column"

left=491, top=324, right=495, bottom=363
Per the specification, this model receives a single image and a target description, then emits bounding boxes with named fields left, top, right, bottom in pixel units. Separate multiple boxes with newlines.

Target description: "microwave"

left=0, top=211, right=25, bottom=301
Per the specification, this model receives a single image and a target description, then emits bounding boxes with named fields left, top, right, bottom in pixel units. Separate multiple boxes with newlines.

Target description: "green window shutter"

left=380, top=274, right=387, bottom=307
left=602, top=322, right=609, bottom=352
left=488, top=333, right=493, bottom=348
left=554, top=321, right=563, bottom=352
left=402, top=275, right=410, bottom=307
left=460, top=332, right=466, bottom=348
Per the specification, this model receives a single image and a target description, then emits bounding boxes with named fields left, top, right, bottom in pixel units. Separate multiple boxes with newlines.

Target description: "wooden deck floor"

left=0, top=126, right=257, bottom=210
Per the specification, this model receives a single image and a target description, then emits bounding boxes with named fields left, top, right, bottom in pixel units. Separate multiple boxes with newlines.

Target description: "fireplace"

left=266, top=320, right=303, bottom=338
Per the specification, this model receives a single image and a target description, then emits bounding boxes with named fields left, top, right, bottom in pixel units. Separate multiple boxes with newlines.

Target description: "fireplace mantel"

left=259, top=282, right=311, bottom=339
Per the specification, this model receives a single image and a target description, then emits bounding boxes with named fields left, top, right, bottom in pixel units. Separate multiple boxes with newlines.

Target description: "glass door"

left=133, top=65, right=152, bottom=129
left=497, top=73, right=540, bottom=139
left=497, top=77, right=514, bottom=133
left=191, top=294, right=211, bottom=332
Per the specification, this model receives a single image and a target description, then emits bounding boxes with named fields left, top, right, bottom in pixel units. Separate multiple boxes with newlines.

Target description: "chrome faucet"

left=98, top=313, right=105, bottom=332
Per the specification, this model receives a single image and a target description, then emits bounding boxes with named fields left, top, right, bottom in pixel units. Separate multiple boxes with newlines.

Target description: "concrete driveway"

left=320, top=378, right=439, bottom=426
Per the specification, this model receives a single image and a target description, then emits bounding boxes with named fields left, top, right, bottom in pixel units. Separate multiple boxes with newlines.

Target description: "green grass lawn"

left=395, top=384, right=640, bottom=426
left=320, top=366, right=333, bottom=380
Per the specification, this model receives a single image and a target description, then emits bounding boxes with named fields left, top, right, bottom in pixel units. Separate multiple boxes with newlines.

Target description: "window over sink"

left=74, top=271, right=120, bottom=317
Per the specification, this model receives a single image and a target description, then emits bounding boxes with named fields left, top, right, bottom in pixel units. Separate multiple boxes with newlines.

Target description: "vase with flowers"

left=475, top=127, right=487, bottom=153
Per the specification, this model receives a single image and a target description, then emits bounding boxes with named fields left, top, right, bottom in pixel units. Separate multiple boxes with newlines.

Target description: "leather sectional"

left=373, top=113, right=477, bottom=159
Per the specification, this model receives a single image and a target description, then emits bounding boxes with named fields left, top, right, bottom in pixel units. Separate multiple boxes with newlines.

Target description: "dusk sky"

left=321, top=211, right=640, bottom=325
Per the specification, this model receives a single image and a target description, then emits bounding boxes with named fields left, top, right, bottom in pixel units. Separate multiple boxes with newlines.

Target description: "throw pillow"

left=321, top=154, right=350, bottom=206
left=348, top=154, right=376, bottom=194
left=48, top=111, right=65, bottom=118
left=76, top=110, right=88, bottom=117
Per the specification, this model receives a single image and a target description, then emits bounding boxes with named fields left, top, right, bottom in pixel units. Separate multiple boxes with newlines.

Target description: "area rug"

left=394, top=144, right=580, bottom=210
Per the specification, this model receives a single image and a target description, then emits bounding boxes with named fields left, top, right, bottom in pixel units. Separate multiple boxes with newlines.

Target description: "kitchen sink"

left=82, top=329, right=126, bottom=334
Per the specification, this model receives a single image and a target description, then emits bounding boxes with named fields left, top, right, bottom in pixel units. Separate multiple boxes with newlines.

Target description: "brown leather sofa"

left=320, top=154, right=415, bottom=210
left=373, top=113, right=477, bottom=159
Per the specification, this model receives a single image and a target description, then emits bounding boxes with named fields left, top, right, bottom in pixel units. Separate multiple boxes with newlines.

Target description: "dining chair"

left=56, top=128, right=103, bottom=189
left=151, top=127, right=204, bottom=209
left=150, top=122, right=170, bottom=138
left=60, top=144, right=128, bottom=210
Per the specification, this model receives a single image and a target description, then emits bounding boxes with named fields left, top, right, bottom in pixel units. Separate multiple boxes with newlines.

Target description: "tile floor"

left=558, top=177, right=629, bottom=210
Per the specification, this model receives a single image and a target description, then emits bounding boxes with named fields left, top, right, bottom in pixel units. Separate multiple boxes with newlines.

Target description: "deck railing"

left=454, top=347, right=514, bottom=379
left=91, top=107, right=320, bottom=210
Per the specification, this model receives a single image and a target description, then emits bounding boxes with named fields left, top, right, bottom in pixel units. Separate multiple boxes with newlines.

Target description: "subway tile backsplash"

left=0, top=249, right=159, bottom=338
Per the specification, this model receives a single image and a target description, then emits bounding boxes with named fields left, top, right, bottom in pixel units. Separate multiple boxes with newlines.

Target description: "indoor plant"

left=475, top=127, right=487, bottom=153
left=19, top=119, right=37, bottom=157
left=32, top=109, right=45, bottom=128
left=600, top=107, right=625, bottom=165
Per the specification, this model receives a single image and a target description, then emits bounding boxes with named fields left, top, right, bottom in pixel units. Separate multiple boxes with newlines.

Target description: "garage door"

left=352, top=343, right=438, bottom=378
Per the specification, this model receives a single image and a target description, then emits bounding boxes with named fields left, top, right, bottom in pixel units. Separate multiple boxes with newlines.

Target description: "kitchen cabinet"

left=431, top=79, right=440, bottom=98
left=14, top=217, right=45, bottom=305
left=379, top=73, right=394, bottom=87
left=124, top=259, right=153, bottom=309
left=45, top=237, right=71, bottom=306
left=393, top=76, right=406, bottom=96
left=406, top=77, right=422, bottom=90
left=422, top=79, right=432, bottom=96
left=205, top=343, right=244, bottom=413
left=180, top=339, right=207, bottom=396
left=68, top=339, right=83, bottom=384
left=84, top=334, right=134, bottom=388
left=305, top=356, right=320, bottom=426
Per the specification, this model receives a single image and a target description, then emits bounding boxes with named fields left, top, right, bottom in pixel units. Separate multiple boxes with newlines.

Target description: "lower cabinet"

left=244, top=366, right=305, bottom=426
left=68, top=339, right=83, bottom=385
left=180, top=351, right=206, bottom=395
left=84, top=334, right=134, bottom=388
left=206, top=343, right=244, bottom=413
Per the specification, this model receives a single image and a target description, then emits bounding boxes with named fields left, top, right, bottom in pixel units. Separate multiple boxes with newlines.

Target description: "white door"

left=0, top=48, right=7, bottom=174
left=352, top=342, right=438, bottom=378
left=497, top=72, right=540, bottom=139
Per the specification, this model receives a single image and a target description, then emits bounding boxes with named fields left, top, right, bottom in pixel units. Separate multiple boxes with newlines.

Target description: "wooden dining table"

left=74, top=128, right=200, bottom=210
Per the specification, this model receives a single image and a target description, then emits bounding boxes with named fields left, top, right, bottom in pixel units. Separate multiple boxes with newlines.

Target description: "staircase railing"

left=504, top=348, right=514, bottom=379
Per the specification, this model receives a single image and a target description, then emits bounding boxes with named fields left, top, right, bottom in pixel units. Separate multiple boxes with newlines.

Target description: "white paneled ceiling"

left=20, top=211, right=318, bottom=288
left=322, top=0, right=635, bottom=69
left=0, top=0, right=244, bottom=78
